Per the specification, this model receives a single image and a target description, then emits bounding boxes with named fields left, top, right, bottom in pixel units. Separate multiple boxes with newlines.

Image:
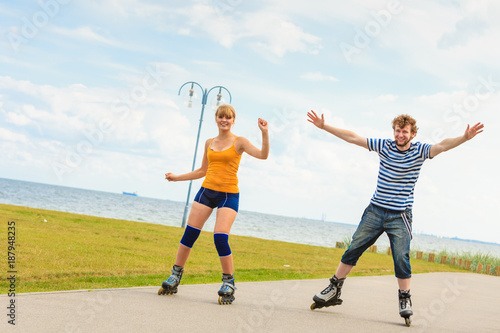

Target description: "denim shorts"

left=194, top=187, right=239, bottom=212
left=341, top=203, right=413, bottom=279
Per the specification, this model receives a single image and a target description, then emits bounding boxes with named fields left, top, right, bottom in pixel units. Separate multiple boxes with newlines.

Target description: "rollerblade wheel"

left=218, top=296, right=233, bottom=305
left=310, top=303, right=317, bottom=310
left=158, top=287, right=177, bottom=295
left=405, top=317, right=411, bottom=327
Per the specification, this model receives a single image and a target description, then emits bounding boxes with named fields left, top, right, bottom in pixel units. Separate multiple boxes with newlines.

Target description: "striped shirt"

left=367, top=138, right=432, bottom=211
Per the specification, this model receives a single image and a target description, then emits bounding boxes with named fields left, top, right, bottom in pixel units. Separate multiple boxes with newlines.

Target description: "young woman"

left=159, top=104, right=269, bottom=304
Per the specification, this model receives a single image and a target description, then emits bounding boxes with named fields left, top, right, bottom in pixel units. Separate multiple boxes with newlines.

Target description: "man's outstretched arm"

left=430, top=122, right=484, bottom=158
left=307, top=110, right=368, bottom=149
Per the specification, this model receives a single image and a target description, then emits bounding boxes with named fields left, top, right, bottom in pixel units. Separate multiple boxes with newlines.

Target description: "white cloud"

left=371, top=94, right=398, bottom=102
left=5, top=112, right=31, bottom=126
left=438, top=16, right=488, bottom=49
left=365, top=1, right=500, bottom=80
left=0, top=127, right=28, bottom=143
left=163, top=4, right=322, bottom=58
left=66, top=2, right=322, bottom=58
left=300, top=72, right=339, bottom=82
left=449, top=80, right=469, bottom=89
left=0, top=55, right=38, bottom=68
left=50, top=26, right=120, bottom=46
left=242, top=12, right=322, bottom=57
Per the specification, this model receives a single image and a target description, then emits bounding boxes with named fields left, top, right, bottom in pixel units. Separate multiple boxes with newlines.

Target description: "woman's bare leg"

left=174, top=202, right=213, bottom=267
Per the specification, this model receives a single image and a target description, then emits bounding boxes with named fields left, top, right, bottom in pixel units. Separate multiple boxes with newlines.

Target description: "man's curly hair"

left=392, top=114, right=418, bottom=134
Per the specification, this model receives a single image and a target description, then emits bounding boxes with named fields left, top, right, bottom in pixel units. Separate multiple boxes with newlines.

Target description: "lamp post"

left=178, top=81, right=232, bottom=228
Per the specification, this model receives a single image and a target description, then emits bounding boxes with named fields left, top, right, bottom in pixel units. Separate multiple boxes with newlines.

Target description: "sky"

left=0, top=0, right=499, bottom=244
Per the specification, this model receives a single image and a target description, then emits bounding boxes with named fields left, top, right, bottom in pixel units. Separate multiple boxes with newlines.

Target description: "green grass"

left=0, top=204, right=473, bottom=294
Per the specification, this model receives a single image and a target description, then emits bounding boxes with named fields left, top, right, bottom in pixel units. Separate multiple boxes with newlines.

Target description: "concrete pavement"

left=1, top=272, right=499, bottom=332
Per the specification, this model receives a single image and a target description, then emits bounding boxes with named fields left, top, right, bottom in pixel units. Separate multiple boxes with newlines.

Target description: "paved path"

left=1, top=272, right=499, bottom=332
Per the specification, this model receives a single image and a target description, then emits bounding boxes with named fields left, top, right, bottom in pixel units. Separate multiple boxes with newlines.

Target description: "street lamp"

left=178, top=81, right=232, bottom=228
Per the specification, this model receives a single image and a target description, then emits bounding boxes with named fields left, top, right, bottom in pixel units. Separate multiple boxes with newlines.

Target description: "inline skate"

left=218, top=273, right=236, bottom=305
left=310, top=275, right=345, bottom=310
left=399, top=289, right=413, bottom=327
left=158, top=265, right=183, bottom=295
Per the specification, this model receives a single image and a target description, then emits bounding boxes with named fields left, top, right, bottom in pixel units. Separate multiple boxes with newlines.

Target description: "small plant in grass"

left=341, top=234, right=352, bottom=249
left=426, top=249, right=500, bottom=275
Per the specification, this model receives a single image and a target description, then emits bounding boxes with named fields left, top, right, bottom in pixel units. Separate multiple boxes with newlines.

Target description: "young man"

left=307, top=111, right=483, bottom=323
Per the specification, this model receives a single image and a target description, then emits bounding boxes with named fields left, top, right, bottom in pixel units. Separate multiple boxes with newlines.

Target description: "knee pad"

left=214, top=233, right=232, bottom=257
left=180, top=225, right=201, bottom=248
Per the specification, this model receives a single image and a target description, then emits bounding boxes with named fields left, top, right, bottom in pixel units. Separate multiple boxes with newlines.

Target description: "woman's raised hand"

left=258, top=118, right=268, bottom=132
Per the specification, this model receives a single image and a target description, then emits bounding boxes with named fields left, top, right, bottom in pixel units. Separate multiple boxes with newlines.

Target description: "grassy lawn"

left=0, top=203, right=467, bottom=294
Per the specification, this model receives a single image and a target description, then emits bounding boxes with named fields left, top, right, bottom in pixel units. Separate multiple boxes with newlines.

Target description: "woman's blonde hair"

left=215, top=104, right=236, bottom=119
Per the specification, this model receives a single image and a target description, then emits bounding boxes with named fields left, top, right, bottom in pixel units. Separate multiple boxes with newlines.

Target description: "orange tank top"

left=202, top=137, right=242, bottom=193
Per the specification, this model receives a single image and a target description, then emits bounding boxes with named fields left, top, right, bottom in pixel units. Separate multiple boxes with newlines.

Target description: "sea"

left=1, top=177, right=499, bottom=258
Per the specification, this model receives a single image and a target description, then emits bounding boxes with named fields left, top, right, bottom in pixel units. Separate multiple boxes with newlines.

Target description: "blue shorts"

left=194, top=187, right=239, bottom=212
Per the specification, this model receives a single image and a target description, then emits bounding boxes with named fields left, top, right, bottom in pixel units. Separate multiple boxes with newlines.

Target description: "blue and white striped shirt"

left=367, top=138, right=432, bottom=211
